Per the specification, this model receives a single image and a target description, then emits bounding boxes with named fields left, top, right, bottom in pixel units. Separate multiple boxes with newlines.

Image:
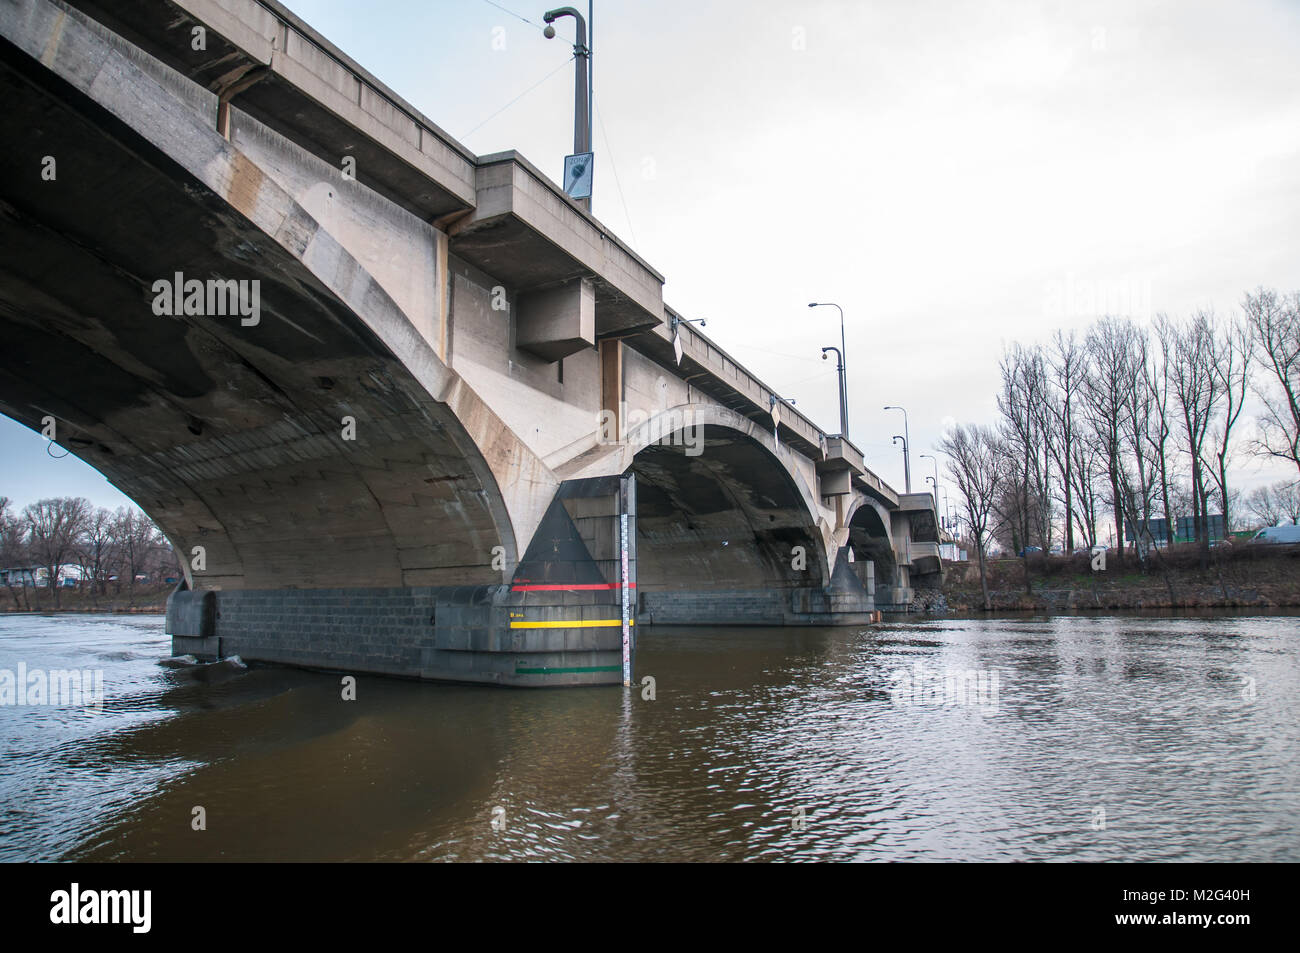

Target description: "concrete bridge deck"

left=0, top=0, right=941, bottom=686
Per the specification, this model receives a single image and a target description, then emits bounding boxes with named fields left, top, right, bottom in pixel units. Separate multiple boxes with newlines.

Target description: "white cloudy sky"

left=3, top=0, right=1297, bottom=511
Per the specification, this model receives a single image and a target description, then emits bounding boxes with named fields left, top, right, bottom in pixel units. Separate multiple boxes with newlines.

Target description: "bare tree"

left=1242, top=485, right=1277, bottom=529
left=78, top=507, right=118, bottom=597
left=1046, top=329, right=1083, bottom=552
left=941, top=423, right=1004, bottom=611
left=23, top=497, right=90, bottom=607
left=0, top=497, right=31, bottom=610
left=1207, top=314, right=1251, bottom=533
left=1243, top=288, right=1300, bottom=478
left=1276, top=480, right=1300, bottom=525
left=1069, top=429, right=1102, bottom=547
left=1246, top=480, right=1300, bottom=526
left=1118, top=327, right=1160, bottom=562
left=1146, top=323, right=1177, bottom=547
left=1081, top=317, right=1139, bottom=562
left=1164, top=311, right=1223, bottom=549
left=997, top=343, right=1054, bottom=593
left=112, top=507, right=171, bottom=594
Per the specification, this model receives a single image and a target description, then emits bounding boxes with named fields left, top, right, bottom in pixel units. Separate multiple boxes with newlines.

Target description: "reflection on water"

left=0, top=611, right=1297, bottom=861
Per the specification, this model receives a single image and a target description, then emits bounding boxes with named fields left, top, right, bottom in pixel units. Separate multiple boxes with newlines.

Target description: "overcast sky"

left=3, top=0, right=1298, bottom=512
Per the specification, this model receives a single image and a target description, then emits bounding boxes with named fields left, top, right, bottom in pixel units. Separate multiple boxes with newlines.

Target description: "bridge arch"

left=620, top=404, right=835, bottom=596
left=0, top=13, right=557, bottom=588
left=843, top=494, right=898, bottom=585
left=0, top=0, right=891, bottom=685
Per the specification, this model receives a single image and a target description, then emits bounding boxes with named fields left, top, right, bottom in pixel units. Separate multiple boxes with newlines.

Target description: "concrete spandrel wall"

left=621, top=348, right=696, bottom=431
left=226, top=109, right=443, bottom=351
left=447, top=257, right=602, bottom=462
left=623, top=349, right=832, bottom=516
left=622, top=347, right=838, bottom=562
left=790, top=454, right=824, bottom=520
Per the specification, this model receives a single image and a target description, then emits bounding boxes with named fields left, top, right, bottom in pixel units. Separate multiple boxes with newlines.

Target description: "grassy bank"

left=937, top=543, right=1300, bottom=612
left=0, top=583, right=172, bottom=614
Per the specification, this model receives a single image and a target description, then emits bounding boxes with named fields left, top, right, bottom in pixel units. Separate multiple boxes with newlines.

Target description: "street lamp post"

left=892, top=434, right=908, bottom=491
left=925, top=476, right=942, bottom=541
left=820, top=346, right=845, bottom=436
left=809, top=303, right=848, bottom=437
left=919, top=453, right=940, bottom=507
left=543, top=6, right=592, bottom=212
left=884, top=405, right=911, bottom=492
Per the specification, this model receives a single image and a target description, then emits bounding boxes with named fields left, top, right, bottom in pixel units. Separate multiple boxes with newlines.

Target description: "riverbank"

left=0, top=583, right=172, bottom=614
left=931, top=543, right=1300, bottom=612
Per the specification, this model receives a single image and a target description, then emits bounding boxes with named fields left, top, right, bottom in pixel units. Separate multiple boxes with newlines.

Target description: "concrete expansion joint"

left=214, top=66, right=270, bottom=139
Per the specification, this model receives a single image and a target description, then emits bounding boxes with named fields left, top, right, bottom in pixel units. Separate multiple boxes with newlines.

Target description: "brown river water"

left=0, top=611, right=1296, bottom=861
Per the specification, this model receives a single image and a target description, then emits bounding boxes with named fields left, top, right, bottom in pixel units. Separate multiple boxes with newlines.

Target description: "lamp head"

left=543, top=23, right=556, bottom=37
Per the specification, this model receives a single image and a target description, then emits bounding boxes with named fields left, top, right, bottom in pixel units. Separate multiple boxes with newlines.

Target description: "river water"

left=0, top=611, right=1296, bottom=862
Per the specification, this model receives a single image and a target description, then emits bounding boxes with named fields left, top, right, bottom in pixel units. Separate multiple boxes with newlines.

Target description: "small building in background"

left=27, top=565, right=86, bottom=588
left=0, top=566, right=41, bottom=587
left=1126, top=514, right=1226, bottom=546
left=1175, top=514, right=1226, bottom=543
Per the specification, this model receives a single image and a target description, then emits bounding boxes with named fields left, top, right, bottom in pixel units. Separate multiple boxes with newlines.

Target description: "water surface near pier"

left=1, top=611, right=1296, bottom=861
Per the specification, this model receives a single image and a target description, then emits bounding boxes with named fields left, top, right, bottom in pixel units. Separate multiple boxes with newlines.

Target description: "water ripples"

left=0, top=611, right=1297, bottom=861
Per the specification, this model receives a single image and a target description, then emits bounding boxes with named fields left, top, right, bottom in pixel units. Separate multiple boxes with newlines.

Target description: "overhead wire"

left=460, top=53, right=575, bottom=140
left=479, top=0, right=547, bottom=32
left=593, top=101, right=637, bottom=250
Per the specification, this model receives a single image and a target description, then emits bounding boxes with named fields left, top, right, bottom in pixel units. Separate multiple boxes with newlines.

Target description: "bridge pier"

left=168, top=475, right=637, bottom=687
left=637, top=546, right=878, bottom=626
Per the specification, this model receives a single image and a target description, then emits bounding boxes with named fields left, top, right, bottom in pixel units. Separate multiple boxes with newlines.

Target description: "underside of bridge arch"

left=629, top=426, right=874, bottom=626
left=0, top=15, right=594, bottom=686
left=0, top=33, right=514, bottom=593
left=848, top=500, right=911, bottom=611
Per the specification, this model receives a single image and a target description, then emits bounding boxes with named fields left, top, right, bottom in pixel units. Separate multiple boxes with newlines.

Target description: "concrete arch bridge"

left=0, top=0, right=941, bottom=685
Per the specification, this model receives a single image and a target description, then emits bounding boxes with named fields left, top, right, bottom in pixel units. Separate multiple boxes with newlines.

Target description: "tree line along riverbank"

left=930, top=543, right=1300, bottom=612
left=6, top=551, right=1297, bottom=617
left=0, top=582, right=173, bottom=614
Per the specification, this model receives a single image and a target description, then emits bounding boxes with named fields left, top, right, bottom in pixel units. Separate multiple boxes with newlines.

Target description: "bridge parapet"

left=68, top=0, right=477, bottom=218
left=634, top=309, right=827, bottom=459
